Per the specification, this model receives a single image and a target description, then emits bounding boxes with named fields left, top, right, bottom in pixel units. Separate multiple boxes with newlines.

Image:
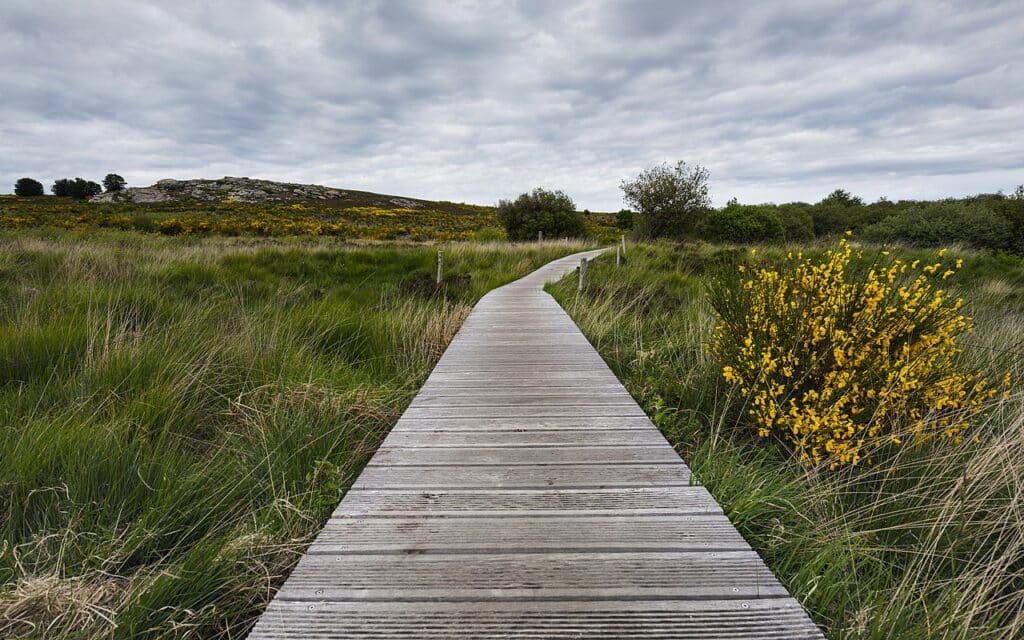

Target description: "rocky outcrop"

left=90, top=176, right=425, bottom=207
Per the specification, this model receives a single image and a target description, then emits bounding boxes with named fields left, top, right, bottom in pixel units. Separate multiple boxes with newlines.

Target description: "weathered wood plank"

left=272, top=550, right=789, bottom=601
left=251, top=599, right=823, bottom=639
left=408, top=394, right=638, bottom=407
left=309, top=514, right=744, bottom=553
left=390, top=416, right=659, bottom=431
left=380, top=428, right=668, bottom=447
left=368, top=445, right=682, bottom=466
left=350, top=463, right=693, bottom=489
left=333, top=486, right=720, bottom=517
left=401, top=405, right=649, bottom=418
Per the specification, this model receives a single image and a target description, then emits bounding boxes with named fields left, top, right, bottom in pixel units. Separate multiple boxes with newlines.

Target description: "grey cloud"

left=1, top=0, right=1022, bottom=209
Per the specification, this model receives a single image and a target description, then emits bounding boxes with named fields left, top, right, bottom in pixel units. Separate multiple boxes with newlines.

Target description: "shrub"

left=52, top=177, right=102, bottom=200
left=699, top=203, right=785, bottom=242
left=776, top=202, right=814, bottom=240
left=620, top=160, right=710, bottom=238
left=708, top=239, right=1005, bottom=468
left=614, top=209, right=633, bottom=230
left=862, top=201, right=1015, bottom=252
left=495, top=188, right=585, bottom=241
left=811, top=192, right=860, bottom=236
left=103, top=173, right=127, bottom=192
left=14, top=177, right=44, bottom=197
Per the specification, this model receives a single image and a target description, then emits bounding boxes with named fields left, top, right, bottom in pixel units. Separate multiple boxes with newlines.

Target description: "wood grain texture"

left=247, top=249, right=823, bottom=639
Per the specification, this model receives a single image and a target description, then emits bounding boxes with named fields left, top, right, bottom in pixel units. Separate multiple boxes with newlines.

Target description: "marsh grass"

left=551, top=241, right=1024, bottom=639
left=0, top=230, right=589, bottom=638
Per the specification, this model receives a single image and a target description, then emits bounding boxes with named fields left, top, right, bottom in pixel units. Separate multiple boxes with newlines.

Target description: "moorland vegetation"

left=0, top=231, right=591, bottom=637
left=552, top=241, right=1024, bottom=638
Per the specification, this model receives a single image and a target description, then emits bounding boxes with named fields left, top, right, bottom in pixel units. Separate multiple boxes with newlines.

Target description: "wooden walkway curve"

left=248, top=249, right=824, bottom=639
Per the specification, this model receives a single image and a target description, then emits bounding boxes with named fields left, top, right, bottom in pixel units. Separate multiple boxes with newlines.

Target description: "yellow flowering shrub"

left=708, top=239, right=1005, bottom=468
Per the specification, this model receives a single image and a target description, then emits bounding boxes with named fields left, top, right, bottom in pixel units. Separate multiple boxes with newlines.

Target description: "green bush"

left=808, top=189, right=897, bottom=236
left=496, top=188, right=586, bottom=241
left=776, top=203, right=814, bottom=240
left=699, top=203, right=785, bottom=242
left=13, top=177, right=44, bottom=197
left=51, top=177, right=102, bottom=200
left=862, top=201, right=1015, bottom=251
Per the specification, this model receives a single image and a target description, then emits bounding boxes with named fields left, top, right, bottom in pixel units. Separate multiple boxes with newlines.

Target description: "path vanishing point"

left=248, top=249, right=824, bottom=638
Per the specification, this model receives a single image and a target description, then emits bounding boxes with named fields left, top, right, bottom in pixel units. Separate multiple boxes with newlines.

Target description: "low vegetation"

left=0, top=230, right=590, bottom=638
left=5, top=166, right=1023, bottom=638
left=496, top=187, right=587, bottom=241
left=697, top=189, right=1024, bottom=254
left=551, top=241, right=1024, bottom=638
left=0, top=195, right=622, bottom=243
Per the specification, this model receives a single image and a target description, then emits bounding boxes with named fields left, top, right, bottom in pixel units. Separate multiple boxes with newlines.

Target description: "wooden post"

left=616, top=244, right=621, bottom=266
left=538, top=230, right=543, bottom=242
left=436, top=250, right=444, bottom=285
left=621, top=234, right=626, bottom=255
left=578, top=257, right=588, bottom=292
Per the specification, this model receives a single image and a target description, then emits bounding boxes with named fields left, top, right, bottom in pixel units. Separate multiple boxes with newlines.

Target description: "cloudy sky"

left=2, top=0, right=1022, bottom=209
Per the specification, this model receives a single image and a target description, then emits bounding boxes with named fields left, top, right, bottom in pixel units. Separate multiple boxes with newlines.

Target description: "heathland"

left=2, top=176, right=1023, bottom=639
left=0, top=177, right=622, bottom=243
left=0, top=231, right=592, bottom=637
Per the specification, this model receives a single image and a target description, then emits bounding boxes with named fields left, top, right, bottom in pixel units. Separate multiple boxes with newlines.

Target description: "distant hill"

left=90, top=176, right=486, bottom=214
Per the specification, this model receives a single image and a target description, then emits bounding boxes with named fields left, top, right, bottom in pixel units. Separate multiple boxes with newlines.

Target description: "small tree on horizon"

left=14, top=177, right=44, bottom=197
left=820, top=188, right=864, bottom=207
left=615, top=209, right=633, bottom=230
left=52, top=177, right=102, bottom=200
left=620, top=161, right=711, bottom=238
left=103, top=173, right=126, bottom=192
left=496, top=188, right=586, bottom=241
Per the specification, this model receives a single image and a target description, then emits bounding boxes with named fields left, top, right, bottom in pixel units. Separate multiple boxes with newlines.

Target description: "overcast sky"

left=2, top=1, right=1022, bottom=209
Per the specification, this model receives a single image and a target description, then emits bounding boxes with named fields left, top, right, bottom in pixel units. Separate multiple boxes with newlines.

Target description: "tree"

left=14, top=177, right=44, bottom=197
left=820, top=188, right=863, bottom=207
left=614, top=209, right=634, bottom=230
left=496, top=188, right=586, bottom=241
left=1013, top=184, right=1024, bottom=200
left=620, top=161, right=711, bottom=238
left=813, top=188, right=867, bottom=235
left=52, top=177, right=103, bottom=200
left=103, top=173, right=126, bottom=192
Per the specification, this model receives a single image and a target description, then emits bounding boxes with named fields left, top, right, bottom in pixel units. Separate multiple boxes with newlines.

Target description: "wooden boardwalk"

left=248, top=250, right=824, bottom=639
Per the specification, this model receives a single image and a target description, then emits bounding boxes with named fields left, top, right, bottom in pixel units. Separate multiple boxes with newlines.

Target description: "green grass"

left=550, top=240, right=1024, bottom=639
left=0, top=229, right=591, bottom=638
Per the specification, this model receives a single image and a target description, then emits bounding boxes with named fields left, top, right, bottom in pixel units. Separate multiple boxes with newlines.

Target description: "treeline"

left=697, top=187, right=1024, bottom=253
left=497, top=161, right=1024, bottom=255
left=13, top=174, right=126, bottom=199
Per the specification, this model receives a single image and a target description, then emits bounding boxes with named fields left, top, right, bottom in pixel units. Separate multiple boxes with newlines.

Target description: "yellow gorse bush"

left=708, top=238, right=1005, bottom=468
